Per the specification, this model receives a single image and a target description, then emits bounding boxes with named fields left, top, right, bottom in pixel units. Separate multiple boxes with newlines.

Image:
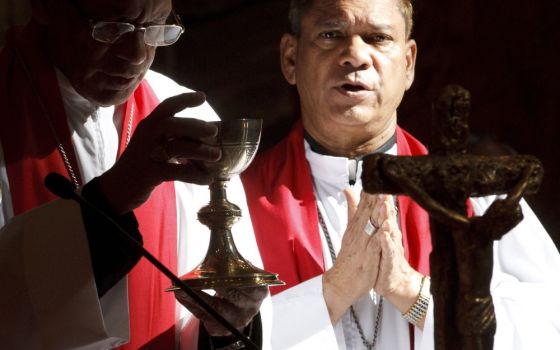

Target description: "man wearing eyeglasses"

left=0, top=0, right=268, bottom=349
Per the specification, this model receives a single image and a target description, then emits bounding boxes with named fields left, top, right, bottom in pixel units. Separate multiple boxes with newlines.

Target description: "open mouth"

left=103, top=73, right=136, bottom=88
left=341, top=84, right=367, bottom=92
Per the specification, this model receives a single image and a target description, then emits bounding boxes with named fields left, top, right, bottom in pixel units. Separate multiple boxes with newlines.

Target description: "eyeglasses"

left=90, top=14, right=185, bottom=47
left=69, top=0, right=185, bottom=47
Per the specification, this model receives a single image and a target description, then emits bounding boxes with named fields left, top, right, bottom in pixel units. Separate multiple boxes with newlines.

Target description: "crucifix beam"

left=361, top=85, right=543, bottom=350
left=364, top=154, right=543, bottom=198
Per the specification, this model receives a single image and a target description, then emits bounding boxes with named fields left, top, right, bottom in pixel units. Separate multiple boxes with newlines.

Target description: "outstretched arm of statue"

left=470, top=164, right=534, bottom=242
left=383, top=161, right=469, bottom=230
left=505, top=164, right=534, bottom=204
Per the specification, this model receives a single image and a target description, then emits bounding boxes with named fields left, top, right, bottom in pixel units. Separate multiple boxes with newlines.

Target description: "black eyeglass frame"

left=69, top=0, right=185, bottom=47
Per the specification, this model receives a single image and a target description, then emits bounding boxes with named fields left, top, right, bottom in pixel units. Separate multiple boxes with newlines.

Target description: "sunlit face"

left=45, top=0, right=172, bottom=106
left=281, top=0, right=417, bottom=145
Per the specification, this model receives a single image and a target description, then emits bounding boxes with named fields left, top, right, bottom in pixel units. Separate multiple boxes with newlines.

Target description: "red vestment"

left=242, top=120, right=432, bottom=294
left=241, top=120, right=432, bottom=346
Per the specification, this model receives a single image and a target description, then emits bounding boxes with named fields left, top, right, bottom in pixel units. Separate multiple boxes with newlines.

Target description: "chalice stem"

left=173, top=118, right=284, bottom=289
left=210, top=179, right=230, bottom=205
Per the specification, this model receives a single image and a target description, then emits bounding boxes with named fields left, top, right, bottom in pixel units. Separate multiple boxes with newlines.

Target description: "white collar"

left=55, top=68, right=99, bottom=119
left=304, top=139, right=398, bottom=190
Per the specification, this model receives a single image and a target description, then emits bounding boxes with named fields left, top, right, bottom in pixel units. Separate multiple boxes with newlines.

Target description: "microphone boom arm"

left=44, top=172, right=259, bottom=350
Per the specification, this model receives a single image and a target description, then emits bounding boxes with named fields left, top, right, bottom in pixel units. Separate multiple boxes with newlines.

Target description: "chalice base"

left=167, top=258, right=285, bottom=291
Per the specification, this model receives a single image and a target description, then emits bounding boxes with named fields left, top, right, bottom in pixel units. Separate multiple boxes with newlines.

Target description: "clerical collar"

left=304, top=129, right=397, bottom=186
left=303, top=129, right=397, bottom=159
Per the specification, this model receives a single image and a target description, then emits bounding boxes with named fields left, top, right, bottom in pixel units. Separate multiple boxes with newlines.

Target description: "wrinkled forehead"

left=305, top=0, right=404, bottom=28
left=77, top=0, right=172, bottom=22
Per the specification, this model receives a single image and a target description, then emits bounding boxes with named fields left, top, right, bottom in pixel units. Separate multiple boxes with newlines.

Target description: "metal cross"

left=362, top=85, right=543, bottom=350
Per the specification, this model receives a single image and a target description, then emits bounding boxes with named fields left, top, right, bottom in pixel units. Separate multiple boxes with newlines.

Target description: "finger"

left=174, top=290, right=240, bottom=336
left=174, top=290, right=214, bottom=321
left=216, top=287, right=268, bottom=312
left=366, top=235, right=382, bottom=286
left=218, top=286, right=269, bottom=304
left=344, top=188, right=359, bottom=220
left=378, top=216, right=399, bottom=248
left=389, top=213, right=403, bottom=244
left=387, top=218, right=400, bottom=244
left=162, top=163, right=213, bottom=185
left=379, top=230, right=396, bottom=263
left=165, top=138, right=221, bottom=162
left=151, top=92, right=207, bottom=120
left=374, top=230, right=398, bottom=295
left=372, top=194, right=391, bottom=227
left=162, top=117, right=219, bottom=141
left=345, top=192, right=376, bottom=241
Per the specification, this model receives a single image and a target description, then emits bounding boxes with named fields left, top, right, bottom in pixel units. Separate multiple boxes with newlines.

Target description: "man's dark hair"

left=288, top=0, right=414, bottom=39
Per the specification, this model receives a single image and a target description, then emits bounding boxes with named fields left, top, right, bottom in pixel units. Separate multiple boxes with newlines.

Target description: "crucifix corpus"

left=362, top=85, right=543, bottom=350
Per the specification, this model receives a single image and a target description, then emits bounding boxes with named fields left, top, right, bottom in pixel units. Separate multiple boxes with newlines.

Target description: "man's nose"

left=114, top=30, right=148, bottom=65
left=339, top=35, right=372, bottom=70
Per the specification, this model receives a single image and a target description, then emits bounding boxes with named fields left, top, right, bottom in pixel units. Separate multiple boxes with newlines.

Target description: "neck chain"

left=49, top=104, right=135, bottom=189
left=317, top=208, right=383, bottom=350
left=16, top=47, right=135, bottom=189
left=64, top=104, right=135, bottom=188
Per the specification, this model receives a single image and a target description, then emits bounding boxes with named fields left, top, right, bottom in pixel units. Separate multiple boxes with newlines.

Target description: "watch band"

left=402, top=275, right=431, bottom=326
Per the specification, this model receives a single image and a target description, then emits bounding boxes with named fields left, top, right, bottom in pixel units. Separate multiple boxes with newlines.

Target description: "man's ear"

left=30, top=0, right=50, bottom=25
left=404, top=39, right=417, bottom=90
left=280, top=33, right=298, bottom=85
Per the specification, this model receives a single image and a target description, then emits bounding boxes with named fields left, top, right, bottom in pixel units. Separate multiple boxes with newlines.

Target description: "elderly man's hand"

left=371, top=195, right=425, bottom=326
left=322, top=190, right=382, bottom=324
left=175, top=286, right=268, bottom=336
left=322, top=193, right=425, bottom=326
left=98, top=92, right=222, bottom=215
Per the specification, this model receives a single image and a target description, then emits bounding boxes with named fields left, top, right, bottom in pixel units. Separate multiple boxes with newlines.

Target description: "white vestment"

left=1, top=69, right=559, bottom=350
left=0, top=69, right=272, bottom=350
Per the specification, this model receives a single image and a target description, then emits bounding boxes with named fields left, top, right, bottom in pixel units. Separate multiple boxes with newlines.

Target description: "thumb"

left=344, top=187, right=359, bottom=221
left=150, top=92, right=207, bottom=120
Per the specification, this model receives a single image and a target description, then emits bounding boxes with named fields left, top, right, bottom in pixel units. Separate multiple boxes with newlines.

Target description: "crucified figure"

left=361, top=85, right=544, bottom=350
left=384, top=159, right=535, bottom=350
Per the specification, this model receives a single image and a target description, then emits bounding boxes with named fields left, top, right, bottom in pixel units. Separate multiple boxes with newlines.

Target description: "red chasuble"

left=241, top=120, right=432, bottom=295
left=241, top=120, right=432, bottom=347
left=0, top=22, right=178, bottom=349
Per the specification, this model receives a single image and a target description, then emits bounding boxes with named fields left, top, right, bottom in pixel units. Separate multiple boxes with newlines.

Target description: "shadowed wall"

left=1, top=0, right=557, bottom=246
left=152, top=0, right=560, bottom=246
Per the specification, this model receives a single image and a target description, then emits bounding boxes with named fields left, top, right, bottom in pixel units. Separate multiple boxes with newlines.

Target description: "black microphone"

left=44, top=172, right=259, bottom=350
left=45, top=172, right=76, bottom=199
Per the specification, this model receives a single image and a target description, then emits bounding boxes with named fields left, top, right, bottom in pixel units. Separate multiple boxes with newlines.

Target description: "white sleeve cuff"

left=271, top=275, right=340, bottom=349
left=413, top=296, right=435, bottom=350
left=0, top=199, right=129, bottom=349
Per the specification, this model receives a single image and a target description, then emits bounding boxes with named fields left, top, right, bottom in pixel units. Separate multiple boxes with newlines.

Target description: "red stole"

left=0, top=22, right=178, bottom=350
left=241, top=121, right=432, bottom=296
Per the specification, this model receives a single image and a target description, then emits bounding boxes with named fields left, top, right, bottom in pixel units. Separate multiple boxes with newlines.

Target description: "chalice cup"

left=173, top=118, right=284, bottom=290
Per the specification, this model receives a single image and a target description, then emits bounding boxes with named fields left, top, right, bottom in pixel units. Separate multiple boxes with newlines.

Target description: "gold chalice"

left=170, top=119, right=284, bottom=290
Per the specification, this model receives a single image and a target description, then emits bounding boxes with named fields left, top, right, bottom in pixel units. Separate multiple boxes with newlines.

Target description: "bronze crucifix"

left=362, top=85, right=543, bottom=350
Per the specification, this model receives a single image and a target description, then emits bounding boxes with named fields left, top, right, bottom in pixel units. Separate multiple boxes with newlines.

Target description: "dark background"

left=2, top=0, right=558, bottom=247
left=153, top=0, right=560, bottom=248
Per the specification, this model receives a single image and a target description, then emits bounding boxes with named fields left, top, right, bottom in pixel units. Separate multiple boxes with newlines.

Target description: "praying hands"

left=322, top=192, right=425, bottom=328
